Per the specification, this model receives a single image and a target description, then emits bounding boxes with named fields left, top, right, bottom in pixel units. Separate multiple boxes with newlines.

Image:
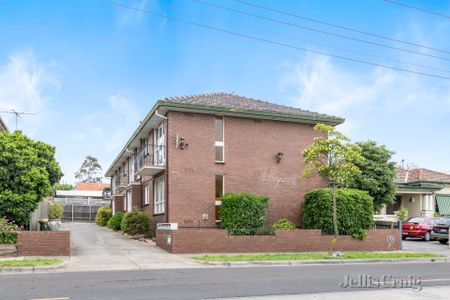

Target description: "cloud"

left=279, top=55, right=450, bottom=170
left=0, top=50, right=53, bottom=134
left=115, top=0, right=150, bottom=27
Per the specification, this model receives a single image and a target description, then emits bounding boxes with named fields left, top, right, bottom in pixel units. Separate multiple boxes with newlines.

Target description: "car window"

left=437, top=218, right=450, bottom=226
left=428, top=219, right=436, bottom=225
left=408, top=217, right=425, bottom=224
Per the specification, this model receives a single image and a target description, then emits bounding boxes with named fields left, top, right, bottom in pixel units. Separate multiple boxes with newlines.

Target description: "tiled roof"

left=75, top=182, right=109, bottom=191
left=396, top=167, right=450, bottom=183
left=159, top=92, right=342, bottom=121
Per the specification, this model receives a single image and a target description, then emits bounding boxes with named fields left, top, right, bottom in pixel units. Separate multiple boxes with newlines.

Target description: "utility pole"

left=0, top=110, right=36, bottom=131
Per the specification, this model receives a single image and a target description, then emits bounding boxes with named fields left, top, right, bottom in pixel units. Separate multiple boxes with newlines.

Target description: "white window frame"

left=112, top=199, right=116, bottom=215
left=154, top=123, right=165, bottom=166
left=144, top=183, right=150, bottom=205
left=123, top=195, right=127, bottom=212
left=154, top=177, right=165, bottom=214
left=127, top=190, right=132, bottom=212
left=215, top=116, right=225, bottom=163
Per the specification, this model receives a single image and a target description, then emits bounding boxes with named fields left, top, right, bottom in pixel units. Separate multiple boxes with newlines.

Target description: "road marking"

left=31, top=298, right=69, bottom=300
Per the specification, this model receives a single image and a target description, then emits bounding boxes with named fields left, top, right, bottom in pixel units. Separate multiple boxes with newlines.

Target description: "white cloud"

left=279, top=55, right=450, bottom=170
left=0, top=51, right=53, bottom=134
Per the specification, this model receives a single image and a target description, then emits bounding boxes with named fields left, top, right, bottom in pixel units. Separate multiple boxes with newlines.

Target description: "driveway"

left=403, top=238, right=450, bottom=256
left=64, top=222, right=204, bottom=272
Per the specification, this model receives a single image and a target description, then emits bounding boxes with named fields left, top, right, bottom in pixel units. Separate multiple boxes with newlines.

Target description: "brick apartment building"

left=105, top=93, right=344, bottom=235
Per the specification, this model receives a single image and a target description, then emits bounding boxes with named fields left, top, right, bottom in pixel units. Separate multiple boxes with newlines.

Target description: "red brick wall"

left=17, top=231, right=70, bottom=256
left=156, top=229, right=401, bottom=254
left=112, top=195, right=124, bottom=213
left=166, top=111, right=325, bottom=227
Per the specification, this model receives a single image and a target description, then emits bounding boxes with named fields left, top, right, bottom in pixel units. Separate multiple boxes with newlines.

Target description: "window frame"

left=154, top=177, right=165, bottom=215
left=144, top=183, right=150, bottom=205
left=214, top=116, right=225, bottom=163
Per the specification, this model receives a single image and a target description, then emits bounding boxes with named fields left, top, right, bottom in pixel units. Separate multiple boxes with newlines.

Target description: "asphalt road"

left=1, top=262, right=450, bottom=300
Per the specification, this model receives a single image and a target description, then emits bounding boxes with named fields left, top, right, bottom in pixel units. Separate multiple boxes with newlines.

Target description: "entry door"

left=154, top=123, right=165, bottom=165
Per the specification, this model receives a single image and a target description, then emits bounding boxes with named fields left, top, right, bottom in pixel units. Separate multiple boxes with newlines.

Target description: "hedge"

left=219, top=193, right=269, bottom=230
left=301, top=188, right=374, bottom=235
left=121, top=208, right=150, bottom=236
left=95, top=206, right=112, bottom=226
left=107, top=212, right=124, bottom=231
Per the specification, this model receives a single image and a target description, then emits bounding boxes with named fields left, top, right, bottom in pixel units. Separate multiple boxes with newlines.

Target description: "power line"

left=231, top=0, right=450, bottom=55
left=99, top=0, right=450, bottom=80
left=191, top=0, right=450, bottom=62
left=384, top=0, right=450, bottom=19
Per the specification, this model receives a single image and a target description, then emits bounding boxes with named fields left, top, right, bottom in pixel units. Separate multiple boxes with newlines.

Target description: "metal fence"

left=54, top=197, right=111, bottom=222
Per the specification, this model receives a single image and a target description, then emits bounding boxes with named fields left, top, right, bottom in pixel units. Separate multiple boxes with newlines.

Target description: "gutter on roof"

left=407, top=180, right=450, bottom=185
left=104, top=100, right=344, bottom=177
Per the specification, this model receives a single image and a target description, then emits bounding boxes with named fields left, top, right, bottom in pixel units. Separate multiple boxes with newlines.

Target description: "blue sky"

left=0, top=0, right=449, bottom=183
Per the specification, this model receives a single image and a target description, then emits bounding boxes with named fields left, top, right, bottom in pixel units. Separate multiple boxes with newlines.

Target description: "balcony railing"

left=113, top=173, right=129, bottom=194
left=135, top=144, right=165, bottom=176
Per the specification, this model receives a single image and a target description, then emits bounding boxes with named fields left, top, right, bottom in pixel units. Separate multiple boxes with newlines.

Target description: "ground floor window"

left=154, top=177, right=165, bottom=214
left=144, top=184, right=150, bottom=205
left=127, top=190, right=132, bottom=212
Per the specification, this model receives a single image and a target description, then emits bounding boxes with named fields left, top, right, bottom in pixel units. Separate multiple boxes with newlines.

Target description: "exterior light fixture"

left=276, top=152, right=284, bottom=163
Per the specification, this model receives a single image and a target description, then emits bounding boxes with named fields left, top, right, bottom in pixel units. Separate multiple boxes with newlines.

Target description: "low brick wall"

left=156, top=228, right=400, bottom=254
left=0, top=244, right=17, bottom=257
left=17, top=231, right=70, bottom=256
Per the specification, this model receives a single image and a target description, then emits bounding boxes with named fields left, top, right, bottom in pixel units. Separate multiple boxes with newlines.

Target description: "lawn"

left=0, top=258, right=62, bottom=267
left=193, top=252, right=444, bottom=262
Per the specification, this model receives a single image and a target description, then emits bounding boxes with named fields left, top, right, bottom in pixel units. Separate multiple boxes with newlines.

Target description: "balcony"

left=135, top=144, right=165, bottom=177
left=114, top=173, right=129, bottom=194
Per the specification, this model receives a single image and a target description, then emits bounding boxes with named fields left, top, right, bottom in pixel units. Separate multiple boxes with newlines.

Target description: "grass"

left=193, top=252, right=445, bottom=262
left=0, top=258, right=62, bottom=267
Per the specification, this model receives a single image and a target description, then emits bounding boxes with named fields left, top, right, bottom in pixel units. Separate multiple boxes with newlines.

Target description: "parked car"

left=402, top=216, right=438, bottom=241
left=431, top=216, right=450, bottom=244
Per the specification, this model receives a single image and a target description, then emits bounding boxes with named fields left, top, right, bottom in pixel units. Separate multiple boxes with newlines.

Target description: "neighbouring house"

left=377, top=167, right=450, bottom=221
left=75, top=182, right=109, bottom=191
left=0, top=116, right=8, bottom=132
left=105, top=92, right=344, bottom=235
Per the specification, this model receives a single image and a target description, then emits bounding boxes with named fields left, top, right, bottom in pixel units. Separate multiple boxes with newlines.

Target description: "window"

left=123, top=195, right=127, bottom=212
left=127, top=190, right=132, bottom=212
left=154, top=123, right=165, bottom=165
left=144, top=184, right=150, bottom=205
left=215, top=174, right=224, bottom=199
left=215, top=116, right=224, bottom=162
left=154, top=177, right=165, bottom=214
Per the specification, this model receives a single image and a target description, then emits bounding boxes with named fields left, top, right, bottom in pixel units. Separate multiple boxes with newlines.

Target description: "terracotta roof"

left=159, top=92, right=342, bottom=121
left=75, top=182, right=109, bottom=191
left=396, top=167, right=450, bottom=183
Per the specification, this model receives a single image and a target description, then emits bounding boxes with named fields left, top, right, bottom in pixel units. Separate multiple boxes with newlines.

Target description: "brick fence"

left=156, top=228, right=400, bottom=254
left=17, top=231, right=70, bottom=256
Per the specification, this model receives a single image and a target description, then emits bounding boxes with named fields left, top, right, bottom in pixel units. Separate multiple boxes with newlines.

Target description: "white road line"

left=31, top=297, right=69, bottom=300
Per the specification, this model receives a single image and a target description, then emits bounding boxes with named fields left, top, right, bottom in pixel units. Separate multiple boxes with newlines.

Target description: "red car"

left=402, top=216, right=438, bottom=241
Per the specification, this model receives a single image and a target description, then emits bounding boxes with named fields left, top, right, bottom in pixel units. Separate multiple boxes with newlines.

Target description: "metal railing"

left=135, top=144, right=165, bottom=172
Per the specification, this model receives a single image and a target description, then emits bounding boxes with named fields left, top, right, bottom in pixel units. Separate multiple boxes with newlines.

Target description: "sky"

left=0, top=0, right=449, bottom=184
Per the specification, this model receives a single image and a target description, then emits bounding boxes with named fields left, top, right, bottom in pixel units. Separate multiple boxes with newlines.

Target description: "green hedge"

left=95, top=206, right=112, bottom=226
left=121, top=209, right=150, bottom=236
left=219, top=193, right=269, bottom=230
left=301, top=188, right=374, bottom=235
left=107, top=212, right=124, bottom=231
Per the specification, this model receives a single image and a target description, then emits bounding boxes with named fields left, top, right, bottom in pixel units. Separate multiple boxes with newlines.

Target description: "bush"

left=0, top=217, right=21, bottom=244
left=95, top=206, right=112, bottom=226
left=48, top=202, right=64, bottom=219
left=107, top=212, right=124, bottom=231
left=301, top=188, right=374, bottom=235
left=397, top=207, right=408, bottom=221
left=120, top=208, right=150, bottom=236
left=352, top=228, right=368, bottom=240
left=272, top=218, right=296, bottom=230
left=219, top=193, right=269, bottom=230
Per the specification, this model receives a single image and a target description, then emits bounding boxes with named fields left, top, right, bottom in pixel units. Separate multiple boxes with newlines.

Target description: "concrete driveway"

left=64, top=222, right=203, bottom=272
left=403, top=238, right=450, bottom=257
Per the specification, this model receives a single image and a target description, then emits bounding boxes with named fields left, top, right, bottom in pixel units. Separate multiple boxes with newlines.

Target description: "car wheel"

left=423, top=232, right=431, bottom=242
left=402, top=236, right=406, bottom=240
left=438, top=239, right=448, bottom=244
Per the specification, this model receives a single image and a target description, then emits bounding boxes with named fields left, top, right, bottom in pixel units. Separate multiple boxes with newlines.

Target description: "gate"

left=54, top=197, right=111, bottom=222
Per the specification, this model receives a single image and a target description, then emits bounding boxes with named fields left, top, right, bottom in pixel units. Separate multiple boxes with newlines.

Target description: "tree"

left=75, top=155, right=103, bottom=183
left=303, top=124, right=363, bottom=254
left=347, top=141, right=396, bottom=213
left=54, top=183, right=73, bottom=191
left=0, top=131, right=62, bottom=227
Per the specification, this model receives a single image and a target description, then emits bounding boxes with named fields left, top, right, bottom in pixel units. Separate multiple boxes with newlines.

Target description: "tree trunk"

left=328, top=186, right=338, bottom=255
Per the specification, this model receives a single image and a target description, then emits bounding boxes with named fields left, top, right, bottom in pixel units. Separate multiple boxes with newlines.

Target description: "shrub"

left=351, top=228, right=368, bottom=240
left=95, top=206, right=112, bottom=226
left=120, top=208, right=150, bottom=236
left=301, top=188, right=374, bottom=235
left=397, top=207, right=408, bottom=221
left=0, top=217, right=21, bottom=244
left=48, top=202, right=64, bottom=219
left=219, top=193, right=269, bottom=230
left=272, top=218, right=296, bottom=230
left=107, top=212, right=124, bottom=231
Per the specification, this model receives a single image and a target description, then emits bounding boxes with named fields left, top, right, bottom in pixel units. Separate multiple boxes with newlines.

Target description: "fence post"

left=71, top=198, right=74, bottom=222
left=89, top=203, right=92, bottom=222
left=399, top=220, right=403, bottom=250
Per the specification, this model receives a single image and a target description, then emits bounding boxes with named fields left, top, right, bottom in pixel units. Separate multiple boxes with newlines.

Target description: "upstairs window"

left=215, top=116, right=224, bottom=162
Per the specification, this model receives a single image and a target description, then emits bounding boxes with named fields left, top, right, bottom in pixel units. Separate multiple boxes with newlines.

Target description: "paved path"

left=64, top=222, right=203, bottom=271
left=403, top=239, right=450, bottom=256
left=1, top=262, right=450, bottom=299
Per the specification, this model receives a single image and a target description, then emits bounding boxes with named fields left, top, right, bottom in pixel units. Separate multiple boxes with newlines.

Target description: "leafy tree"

left=347, top=141, right=396, bottom=213
left=0, top=131, right=62, bottom=226
left=54, top=183, right=73, bottom=191
left=303, top=124, right=363, bottom=253
left=75, top=155, right=103, bottom=183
